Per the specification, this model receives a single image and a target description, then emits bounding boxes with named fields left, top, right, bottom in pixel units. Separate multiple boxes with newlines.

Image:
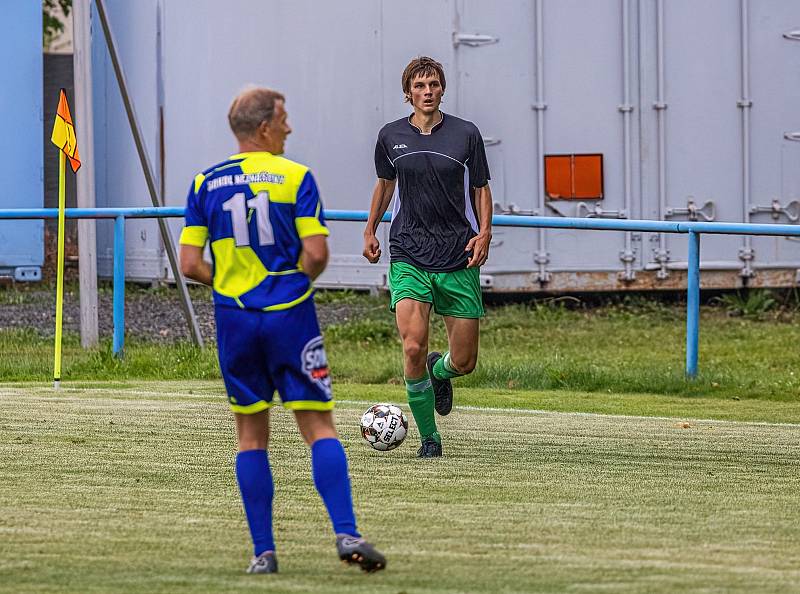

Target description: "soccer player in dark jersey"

left=179, top=87, right=385, bottom=574
left=363, top=57, right=493, bottom=458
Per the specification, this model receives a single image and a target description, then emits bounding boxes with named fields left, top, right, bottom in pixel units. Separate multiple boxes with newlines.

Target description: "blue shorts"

left=214, top=297, right=334, bottom=414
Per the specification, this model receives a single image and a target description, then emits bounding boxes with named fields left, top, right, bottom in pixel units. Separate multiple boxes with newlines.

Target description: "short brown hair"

left=401, top=56, right=446, bottom=102
left=228, top=86, right=285, bottom=140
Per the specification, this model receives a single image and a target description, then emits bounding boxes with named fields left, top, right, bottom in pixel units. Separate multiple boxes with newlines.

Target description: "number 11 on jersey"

left=222, top=191, right=275, bottom=247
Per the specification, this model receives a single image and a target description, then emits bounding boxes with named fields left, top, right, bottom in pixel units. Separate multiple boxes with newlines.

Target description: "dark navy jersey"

left=374, top=112, right=490, bottom=272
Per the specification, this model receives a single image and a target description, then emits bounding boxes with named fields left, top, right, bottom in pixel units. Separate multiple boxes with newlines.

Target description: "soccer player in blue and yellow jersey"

left=363, top=57, right=493, bottom=458
left=179, top=87, right=385, bottom=574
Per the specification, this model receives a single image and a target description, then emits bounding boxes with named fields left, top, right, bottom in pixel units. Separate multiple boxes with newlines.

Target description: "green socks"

left=432, top=352, right=463, bottom=381
left=405, top=373, right=441, bottom=443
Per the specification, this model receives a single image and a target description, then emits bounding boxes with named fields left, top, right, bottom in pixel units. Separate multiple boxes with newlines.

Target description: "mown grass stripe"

left=2, top=385, right=799, bottom=593
left=4, top=383, right=800, bottom=427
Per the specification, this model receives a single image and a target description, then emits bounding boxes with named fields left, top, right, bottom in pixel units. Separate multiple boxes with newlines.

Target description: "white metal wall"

left=91, top=0, right=800, bottom=290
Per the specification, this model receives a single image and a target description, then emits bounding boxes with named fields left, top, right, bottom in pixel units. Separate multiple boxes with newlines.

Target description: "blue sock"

left=235, top=449, right=275, bottom=556
left=311, top=438, right=360, bottom=537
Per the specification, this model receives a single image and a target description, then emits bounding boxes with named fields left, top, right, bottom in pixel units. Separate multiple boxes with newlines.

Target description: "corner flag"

left=51, top=89, right=81, bottom=172
left=50, top=89, right=81, bottom=389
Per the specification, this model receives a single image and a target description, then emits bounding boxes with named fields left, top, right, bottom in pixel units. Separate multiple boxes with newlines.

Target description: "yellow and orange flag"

left=50, top=88, right=81, bottom=173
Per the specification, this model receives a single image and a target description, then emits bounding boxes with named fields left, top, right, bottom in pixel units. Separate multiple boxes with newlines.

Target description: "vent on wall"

left=544, top=154, right=604, bottom=200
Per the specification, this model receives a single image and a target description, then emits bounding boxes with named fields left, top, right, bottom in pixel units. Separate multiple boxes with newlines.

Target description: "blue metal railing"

left=2, top=206, right=800, bottom=377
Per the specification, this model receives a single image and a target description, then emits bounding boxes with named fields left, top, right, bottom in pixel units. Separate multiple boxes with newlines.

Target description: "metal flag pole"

left=94, top=0, right=204, bottom=348
left=53, top=149, right=66, bottom=389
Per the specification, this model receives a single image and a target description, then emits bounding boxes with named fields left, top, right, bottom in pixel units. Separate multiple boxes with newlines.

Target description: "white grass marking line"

left=339, top=400, right=800, bottom=429
left=2, top=386, right=799, bottom=429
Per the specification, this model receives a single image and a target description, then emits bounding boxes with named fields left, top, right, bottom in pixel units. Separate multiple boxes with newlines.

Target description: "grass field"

left=3, top=291, right=800, bottom=400
left=2, top=382, right=799, bottom=593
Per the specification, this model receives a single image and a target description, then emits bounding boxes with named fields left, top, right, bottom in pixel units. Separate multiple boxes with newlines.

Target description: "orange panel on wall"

left=544, top=155, right=572, bottom=199
left=545, top=154, right=603, bottom=200
left=573, top=154, right=603, bottom=199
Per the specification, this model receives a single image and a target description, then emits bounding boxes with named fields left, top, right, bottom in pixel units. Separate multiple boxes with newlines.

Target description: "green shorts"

left=388, top=261, right=485, bottom=318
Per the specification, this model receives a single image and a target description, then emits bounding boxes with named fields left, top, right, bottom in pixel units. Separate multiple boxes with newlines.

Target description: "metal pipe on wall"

left=685, top=230, right=700, bottom=377
left=113, top=215, right=125, bottom=356
left=619, top=0, right=635, bottom=281
left=738, top=0, right=755, bottom=278
left=654, top=0, right=670, bottom=279
left=533, top=0, right=550, bottom=283
left=9, top=206, right=800, bottom=374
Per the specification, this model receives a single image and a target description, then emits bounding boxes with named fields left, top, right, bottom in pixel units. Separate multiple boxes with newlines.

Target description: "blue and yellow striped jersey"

left=179, top=151, right=328, bottom=311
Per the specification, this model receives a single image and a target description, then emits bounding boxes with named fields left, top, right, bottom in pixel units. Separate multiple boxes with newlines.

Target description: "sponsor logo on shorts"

left=392, top=144, right=408, bottom=150
left=301, top=336, right=332, bottom=396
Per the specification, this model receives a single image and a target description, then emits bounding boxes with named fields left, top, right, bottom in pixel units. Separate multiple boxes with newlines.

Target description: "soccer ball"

left=360, top=403, right=409, bottom=451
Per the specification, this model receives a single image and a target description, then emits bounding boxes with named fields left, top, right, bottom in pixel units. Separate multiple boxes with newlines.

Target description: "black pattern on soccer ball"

left=359, top=403, right=409, bottom=451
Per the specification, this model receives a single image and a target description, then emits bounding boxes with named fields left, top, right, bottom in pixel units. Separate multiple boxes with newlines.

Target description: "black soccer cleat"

left=246, top=550, right=278, bottom=574
left=427, top=351, right=453, bottom=416
left=336, top=535, right=387, bottom=573
left=417, top=436, right=443, bottom=458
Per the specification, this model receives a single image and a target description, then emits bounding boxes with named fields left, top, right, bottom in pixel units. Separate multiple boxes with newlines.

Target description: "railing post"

left=113, top=215, right=125, bottom=357
left=686, top=230, right=700, bottom=378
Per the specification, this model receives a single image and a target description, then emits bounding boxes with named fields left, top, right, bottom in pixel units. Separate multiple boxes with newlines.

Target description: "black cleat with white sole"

left=336, top=535, right=387, bottom=573
left=417, top=436, right=443, bottom=458
left=427, top=351, right=453, bottom=416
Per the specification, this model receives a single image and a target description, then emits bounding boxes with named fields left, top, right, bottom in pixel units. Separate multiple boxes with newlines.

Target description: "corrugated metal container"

left=0, top=2, right=44, bottom=281
left=91, top=0, right=800, bottom=291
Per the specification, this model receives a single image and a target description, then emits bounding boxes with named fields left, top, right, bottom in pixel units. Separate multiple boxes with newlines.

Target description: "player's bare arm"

left=301, top=235, right=329, bottom=280
left=179, top=244, right=212, bottom=285
left=362, top=178, right=396, bottom=263
left=466, top=184, right=493, bottom=268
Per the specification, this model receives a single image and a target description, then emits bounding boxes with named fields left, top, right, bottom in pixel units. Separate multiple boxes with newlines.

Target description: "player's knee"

left=450, top=354, right=477, bottom=375
left=402, top=339, right=426, bottom=366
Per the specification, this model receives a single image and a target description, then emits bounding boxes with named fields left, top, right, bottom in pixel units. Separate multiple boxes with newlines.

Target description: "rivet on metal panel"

left=737, top=99, right=753, bottom=108
left=652, top=101, right=668, bottom=110
left=617, top=104, right=634, bottom=113
left=531, top=103, right=547, bottom=111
